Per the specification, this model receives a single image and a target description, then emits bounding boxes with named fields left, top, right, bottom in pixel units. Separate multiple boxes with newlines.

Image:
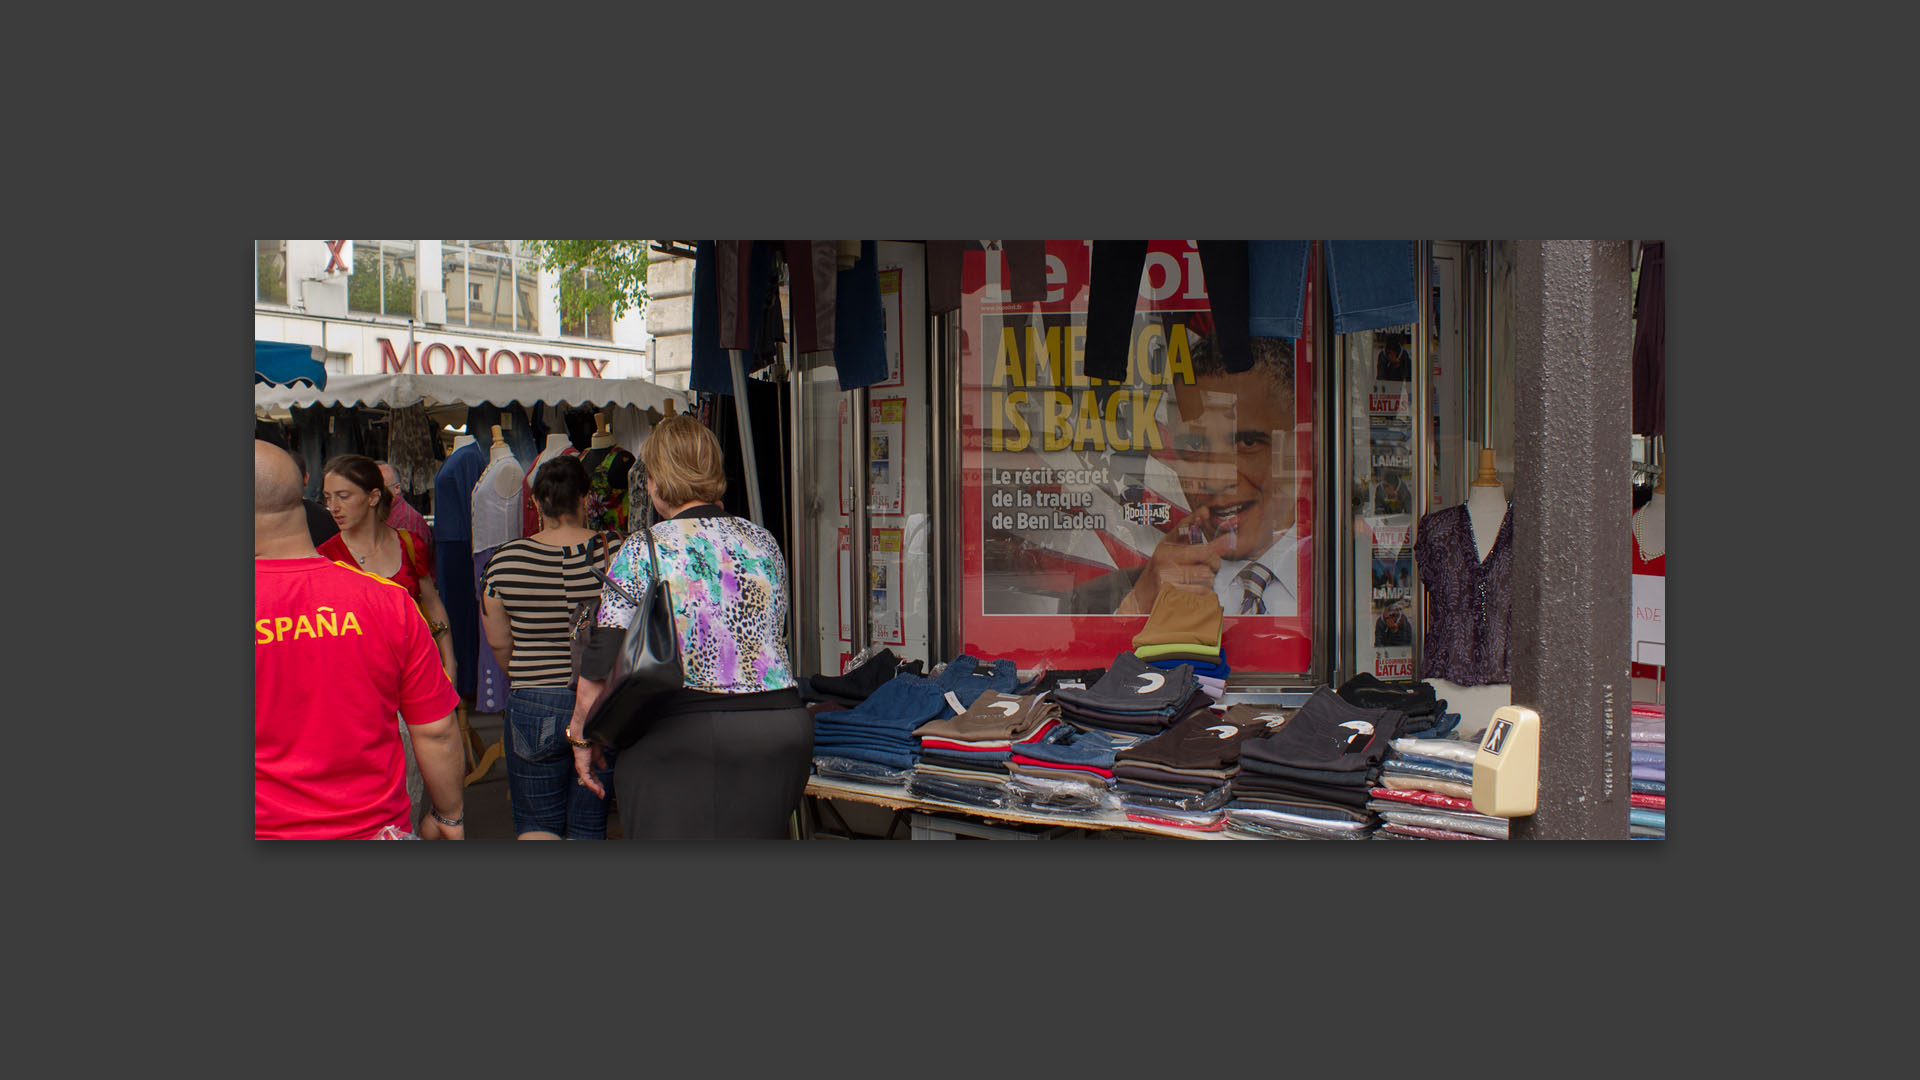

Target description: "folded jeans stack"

left=1368, top=737, right=1506, bottom=840
left=810, top=673, right=953, bottom=778
left=1229, top=687, right=1405, bottom=839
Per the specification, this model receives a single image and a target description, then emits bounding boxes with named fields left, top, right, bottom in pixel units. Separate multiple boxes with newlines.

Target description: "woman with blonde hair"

left=566, top=415, right=812, bottom=838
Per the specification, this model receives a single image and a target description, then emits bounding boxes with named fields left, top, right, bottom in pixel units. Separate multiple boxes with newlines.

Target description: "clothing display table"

left=801, top=775, right=1242, bottom=840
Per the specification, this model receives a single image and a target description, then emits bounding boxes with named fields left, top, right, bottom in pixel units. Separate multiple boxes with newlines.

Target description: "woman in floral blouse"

left=567, top=415, right=812, bottom=838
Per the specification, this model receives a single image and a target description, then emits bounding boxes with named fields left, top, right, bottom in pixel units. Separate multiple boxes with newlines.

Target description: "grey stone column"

left=1509, top=241, right=1634, bottom=840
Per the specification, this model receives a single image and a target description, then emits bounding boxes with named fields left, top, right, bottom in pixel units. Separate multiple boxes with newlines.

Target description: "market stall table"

left=801, top=775, right=1244, bottom=840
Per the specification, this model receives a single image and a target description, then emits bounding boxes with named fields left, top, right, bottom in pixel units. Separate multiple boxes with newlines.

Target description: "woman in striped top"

left=480, top=455, right=616, bottom=838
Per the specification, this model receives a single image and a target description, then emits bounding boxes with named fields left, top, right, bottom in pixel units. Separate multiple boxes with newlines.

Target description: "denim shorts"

left=505, top=685, right=615, bottom=838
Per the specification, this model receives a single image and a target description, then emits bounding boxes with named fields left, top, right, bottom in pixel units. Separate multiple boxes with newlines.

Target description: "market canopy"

left=253, top=371, right=683, bottom=415
left=255, top=340, right=327, bottom=389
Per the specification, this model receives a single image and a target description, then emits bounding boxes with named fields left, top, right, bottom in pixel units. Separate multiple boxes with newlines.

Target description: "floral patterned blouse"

left=595, top=505, right=796, bottom=695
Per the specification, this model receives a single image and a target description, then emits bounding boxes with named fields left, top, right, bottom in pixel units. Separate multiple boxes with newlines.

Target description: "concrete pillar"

left=1509, top=241, right=1634, bottom=841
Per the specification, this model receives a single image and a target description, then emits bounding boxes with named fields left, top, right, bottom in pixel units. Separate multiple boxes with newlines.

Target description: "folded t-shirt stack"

left=1007, top=721, right=1149, bottom=814
left=1229, top=687, right=1404, bottom=839
left=1052, top=652, right=1209, bottom=734
left=1369, top=736, right=1506, bottom=840
left=1335, top=673, right=1459, bottom=739
left=810, top=673, right=953, bottom=780
left=1630, top=703, right=1665, bottom=839
left=1132, top=587, right=1229, bottom=701
left=907, top=690, right=1060, bottom=809
left=1114, top=703, right=1287, bottom=832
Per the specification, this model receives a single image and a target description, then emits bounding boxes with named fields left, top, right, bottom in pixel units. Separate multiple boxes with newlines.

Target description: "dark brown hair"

left=321, top=454, right=390, bottom=522
left=530, top=455, right=591, bottom=520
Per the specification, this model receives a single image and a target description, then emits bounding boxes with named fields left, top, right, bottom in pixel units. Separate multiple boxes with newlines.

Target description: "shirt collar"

left=1216, top=527, right=1302, bottom=604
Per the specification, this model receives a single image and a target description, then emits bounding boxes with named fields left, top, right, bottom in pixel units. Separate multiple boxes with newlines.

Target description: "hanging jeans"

left=1325, top=241, right=1418, bottom=334
left=1248, top=241, right=1313, bottom=339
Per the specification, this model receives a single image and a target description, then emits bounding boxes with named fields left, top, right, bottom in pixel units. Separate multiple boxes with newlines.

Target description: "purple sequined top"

left=1413, top=503, right=1513, bottom=686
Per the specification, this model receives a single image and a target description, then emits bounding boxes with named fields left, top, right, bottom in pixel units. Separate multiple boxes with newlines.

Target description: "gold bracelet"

left=566, top=730, right=593, bottom=749
left=428, top=620, right=450, bottom=637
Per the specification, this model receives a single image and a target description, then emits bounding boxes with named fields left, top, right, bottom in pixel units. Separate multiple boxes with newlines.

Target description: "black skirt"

left=613, top=703, right=814, bottom=839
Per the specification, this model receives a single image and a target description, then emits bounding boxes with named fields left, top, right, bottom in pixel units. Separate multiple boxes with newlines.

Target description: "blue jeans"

left=505, top=686, right=615, bottom=838
left=1325, top=241, right=1419, bottom=334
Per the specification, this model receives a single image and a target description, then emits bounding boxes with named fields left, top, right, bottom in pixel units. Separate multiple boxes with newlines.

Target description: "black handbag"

left=581, top=515, right=684, bottom=751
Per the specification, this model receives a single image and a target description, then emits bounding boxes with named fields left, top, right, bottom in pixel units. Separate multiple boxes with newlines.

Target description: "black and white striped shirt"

left=481, top=538, right=604, bottom=688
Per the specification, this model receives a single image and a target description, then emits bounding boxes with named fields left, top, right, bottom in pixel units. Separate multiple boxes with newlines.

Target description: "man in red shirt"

left=378, top=460, right=434, bottom=568
left=255, top=440, right=467, bottom=839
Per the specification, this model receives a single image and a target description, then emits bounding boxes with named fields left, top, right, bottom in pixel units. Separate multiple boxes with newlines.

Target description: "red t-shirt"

left=318, top=528, right=432, bottom=601
left=255, top=557, right=461, bottom=840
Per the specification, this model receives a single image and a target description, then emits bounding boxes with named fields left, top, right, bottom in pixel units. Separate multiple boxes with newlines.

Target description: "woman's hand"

left=572, top=739, right=607, bottom=798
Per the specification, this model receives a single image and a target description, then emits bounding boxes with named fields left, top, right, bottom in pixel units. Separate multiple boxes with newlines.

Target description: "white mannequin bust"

left=1466, top=482, right=1508, bottom=562
left=487, top=425, right=524, bottom=496
left=1634, top=490, right=1665, bottom=560
left=451, top=432, right=475, bottom=451
left=535, top=432, right=573, bottom=476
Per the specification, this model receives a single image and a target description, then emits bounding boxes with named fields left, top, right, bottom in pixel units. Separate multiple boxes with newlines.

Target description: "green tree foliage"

left=522, top=240, right=651, bottom=329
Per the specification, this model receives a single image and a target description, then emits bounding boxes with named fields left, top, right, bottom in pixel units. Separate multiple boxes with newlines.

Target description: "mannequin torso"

left=1633, top=491, right=1665, bottom=561
left=1466, top=483, right=1507, bottom=563
left=1422, top=479, right=1513, bottom=736
left=488, top=434, right=524, bottom=498
left=536, top=433, right=573, bottom=472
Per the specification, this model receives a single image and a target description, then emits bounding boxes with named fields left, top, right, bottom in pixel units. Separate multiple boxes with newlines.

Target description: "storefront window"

left=256, top=240, right=287, bottom=304
left=347, top=240, right=417, bottom=318
left=800, top=246, right=930, bottom=677
left=958, top=241, right=1318, bottom=675
left=442, top=240, right=536, bottom=332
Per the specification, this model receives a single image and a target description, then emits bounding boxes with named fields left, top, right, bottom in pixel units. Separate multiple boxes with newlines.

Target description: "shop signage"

left=1632, top=574, right=1664, bottom=667
left=958, top=241, right=1318, bottom=674
left=377, top=337, right=612, bottom=378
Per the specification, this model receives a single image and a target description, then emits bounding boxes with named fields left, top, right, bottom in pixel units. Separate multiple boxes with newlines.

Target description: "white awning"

left=254, top=372, right=684, bottom=415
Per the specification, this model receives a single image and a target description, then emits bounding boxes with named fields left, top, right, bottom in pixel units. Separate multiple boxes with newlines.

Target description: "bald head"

left=377, top=462, right=402, bottom=495
left=256, top=440, right=320, bottom=558
left=256, top=440, right=305, bottom=514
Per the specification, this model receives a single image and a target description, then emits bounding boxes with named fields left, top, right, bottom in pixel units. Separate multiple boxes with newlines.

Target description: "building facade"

left=254, top=240, right=653, bottom=383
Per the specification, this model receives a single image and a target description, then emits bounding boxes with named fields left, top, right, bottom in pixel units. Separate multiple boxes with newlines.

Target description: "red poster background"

left=958, top=241, right=1316, bottom=674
